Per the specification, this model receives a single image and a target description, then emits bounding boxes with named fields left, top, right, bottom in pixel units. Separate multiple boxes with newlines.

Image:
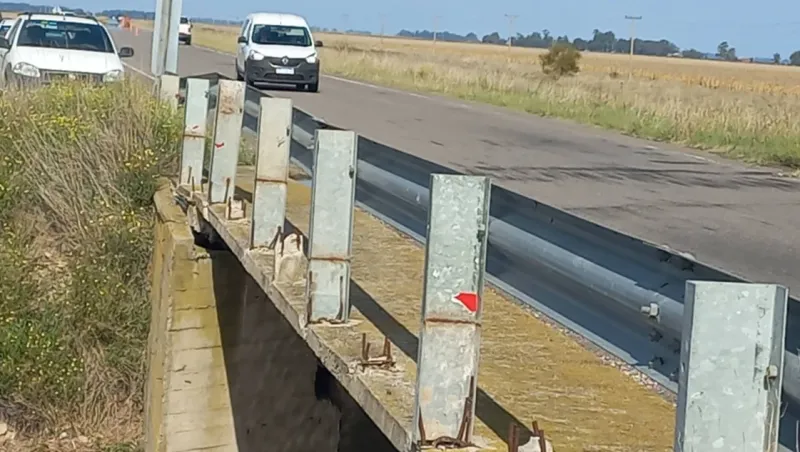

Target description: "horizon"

left=4, top=0, right=799, bottom=58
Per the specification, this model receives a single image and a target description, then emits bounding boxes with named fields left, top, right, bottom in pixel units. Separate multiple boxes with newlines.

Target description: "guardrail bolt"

left=639, top=302, right=660, bottom=318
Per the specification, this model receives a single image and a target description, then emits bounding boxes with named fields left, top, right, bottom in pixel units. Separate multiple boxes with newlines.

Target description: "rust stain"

left=255, top=177, right=287, bottom=184
left=310, top=255, right=351, bottom=263
left=425, top=317, right=481, bottom=326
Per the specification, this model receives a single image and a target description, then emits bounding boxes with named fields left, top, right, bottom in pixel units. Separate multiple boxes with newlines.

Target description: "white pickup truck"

left=179, top=17, right=191, bottom=45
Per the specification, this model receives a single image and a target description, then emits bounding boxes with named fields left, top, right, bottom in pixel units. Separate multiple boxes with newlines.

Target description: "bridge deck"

left=180, top=165, right=675, bottom=452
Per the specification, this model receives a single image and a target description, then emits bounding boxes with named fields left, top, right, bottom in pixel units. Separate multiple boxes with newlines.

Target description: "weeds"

left=0, top=79, right=181, bottom=447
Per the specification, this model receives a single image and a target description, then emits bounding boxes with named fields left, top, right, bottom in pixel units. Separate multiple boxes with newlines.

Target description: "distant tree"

left=790, top=51, right=800, bottom=66
left=717, top=41, right=738, bottom=61
left=539, top=42, right=581, bottom=78
left=682, top=48, right=705, bottom=59
left=773, top=53, right=781, bottom=64
left=481, top=32, right=505, bottom=45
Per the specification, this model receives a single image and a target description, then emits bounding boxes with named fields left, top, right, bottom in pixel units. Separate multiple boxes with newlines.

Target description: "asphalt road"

left=114, top=29, right=800, bottom=294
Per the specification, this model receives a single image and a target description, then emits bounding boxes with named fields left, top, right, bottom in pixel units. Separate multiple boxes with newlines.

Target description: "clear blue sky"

left=74, top=0, right=798, bottom=57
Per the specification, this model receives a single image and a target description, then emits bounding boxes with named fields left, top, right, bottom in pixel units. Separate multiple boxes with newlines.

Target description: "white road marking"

left=688, top=154, right=713, bottom=163
left=321, top=74, right=429, bottom=99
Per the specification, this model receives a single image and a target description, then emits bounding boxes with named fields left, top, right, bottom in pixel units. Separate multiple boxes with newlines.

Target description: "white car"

left=0, top=12, right=135, bottom=87
left=235, top=12, right=322, bottom=92
left=0, top=19, right=13, bottom=38
left=179, top=17, right=192, bottom=45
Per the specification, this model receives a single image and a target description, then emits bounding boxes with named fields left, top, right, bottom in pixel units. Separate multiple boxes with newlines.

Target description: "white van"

left=234, top=13, right=322, bottom=92
left=178, top=17, right=191, bottom=45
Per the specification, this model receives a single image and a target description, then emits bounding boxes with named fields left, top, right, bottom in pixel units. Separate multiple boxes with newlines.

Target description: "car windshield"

left=17, top=20, right=114, bottom=53
left=180, top=17, right=189, bottom=24
left=251, top=24, right=311, bottom=47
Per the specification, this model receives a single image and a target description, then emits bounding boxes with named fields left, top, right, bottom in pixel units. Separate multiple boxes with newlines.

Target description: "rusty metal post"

left=305, top=130, right=358, bottom=324
left=412, top=174, right=490, bottom=448
left=250, top=97, right=292, bottom=249
left=157, top=73, right=179, bottom=109
left=674, top=282, right=788, bottom=452
left=178, top=78, right=209, bottom=188
left=207, top=79, right=245, bottom=204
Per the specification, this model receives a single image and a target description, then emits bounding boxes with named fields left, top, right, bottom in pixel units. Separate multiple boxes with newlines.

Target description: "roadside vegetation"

left=140, top=19, right=800, bottom=169
left=0, top=79, right=181, bottom=450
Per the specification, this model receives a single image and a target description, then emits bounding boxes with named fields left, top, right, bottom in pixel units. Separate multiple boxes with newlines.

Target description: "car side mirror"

left=118, top=46, right=134, bottom=58
left=0, top=37, right=9, bottom=49
left=315, top=40, right=323, bottom=48
left=237, top=36, right=247, bottom=44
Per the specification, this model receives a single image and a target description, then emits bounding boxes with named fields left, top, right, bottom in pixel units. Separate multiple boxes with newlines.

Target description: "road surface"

left=114, top=29, right=800, bottom=295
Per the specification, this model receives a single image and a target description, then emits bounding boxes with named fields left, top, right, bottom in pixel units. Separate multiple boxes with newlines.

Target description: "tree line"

left=397, top=28, right=800, bottom=66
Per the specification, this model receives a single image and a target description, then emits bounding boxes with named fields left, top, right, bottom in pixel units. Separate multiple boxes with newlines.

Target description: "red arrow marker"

left=214, top=142, right=224, bottom=149
left=453, top=291, right=479, bottom=313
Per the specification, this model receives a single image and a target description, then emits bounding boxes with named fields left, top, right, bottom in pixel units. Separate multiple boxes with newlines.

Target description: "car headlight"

left=248, top=51, right=265, bottom=61
left=12, top=62, right=40, bottom=78
left=103, top=69, right=123, bottom=82
left=305, top=53, right=317, bottom=64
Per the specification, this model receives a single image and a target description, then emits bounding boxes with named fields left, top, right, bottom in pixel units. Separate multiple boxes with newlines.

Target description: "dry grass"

left=156, top=20, right=800, bottom=168
left=0, top=79, right=181, bottom=450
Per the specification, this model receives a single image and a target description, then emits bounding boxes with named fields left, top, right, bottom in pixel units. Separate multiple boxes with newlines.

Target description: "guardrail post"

left=250, top=97, right=292, bottom=249
left=207, top=79, right=245, bottom=204
left=674, top=282, right=788, bottom=452
left=305, top=130, right=358, bottom=324
left=178, top=78, right=209, bottom=188
left=412, top=174, right=490, bottom=448
left=157, top=73, right=179, bottom=109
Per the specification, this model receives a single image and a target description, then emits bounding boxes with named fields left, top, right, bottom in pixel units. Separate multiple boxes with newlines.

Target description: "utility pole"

left=379, top=13, right=386, bottom=49
left=433, top=15, right=442, bottom=46
left=151, top=0, right=182, bottom=77
left=341, top=13, right=349, bottom=34
left=624, top=15, right=642, bottom=80
left=504, top=14, right=518, bottom=51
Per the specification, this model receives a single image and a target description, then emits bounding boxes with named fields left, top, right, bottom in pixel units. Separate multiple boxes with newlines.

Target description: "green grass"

left=0, top=79, right=181, bottom=446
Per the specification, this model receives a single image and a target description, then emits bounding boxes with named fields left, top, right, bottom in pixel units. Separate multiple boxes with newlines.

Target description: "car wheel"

left=307, top=82, right=319, bottom=93
left=186, top=38, right=192, bottom=46
left=236, top=67, right=244, bottom=81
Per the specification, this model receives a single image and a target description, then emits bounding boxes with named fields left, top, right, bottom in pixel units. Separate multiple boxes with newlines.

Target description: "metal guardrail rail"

left=183, top=72, right=800, bottom=450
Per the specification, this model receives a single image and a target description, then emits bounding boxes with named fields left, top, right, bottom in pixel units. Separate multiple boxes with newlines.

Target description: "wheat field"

left=142, top=20, right=800, bottom=167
